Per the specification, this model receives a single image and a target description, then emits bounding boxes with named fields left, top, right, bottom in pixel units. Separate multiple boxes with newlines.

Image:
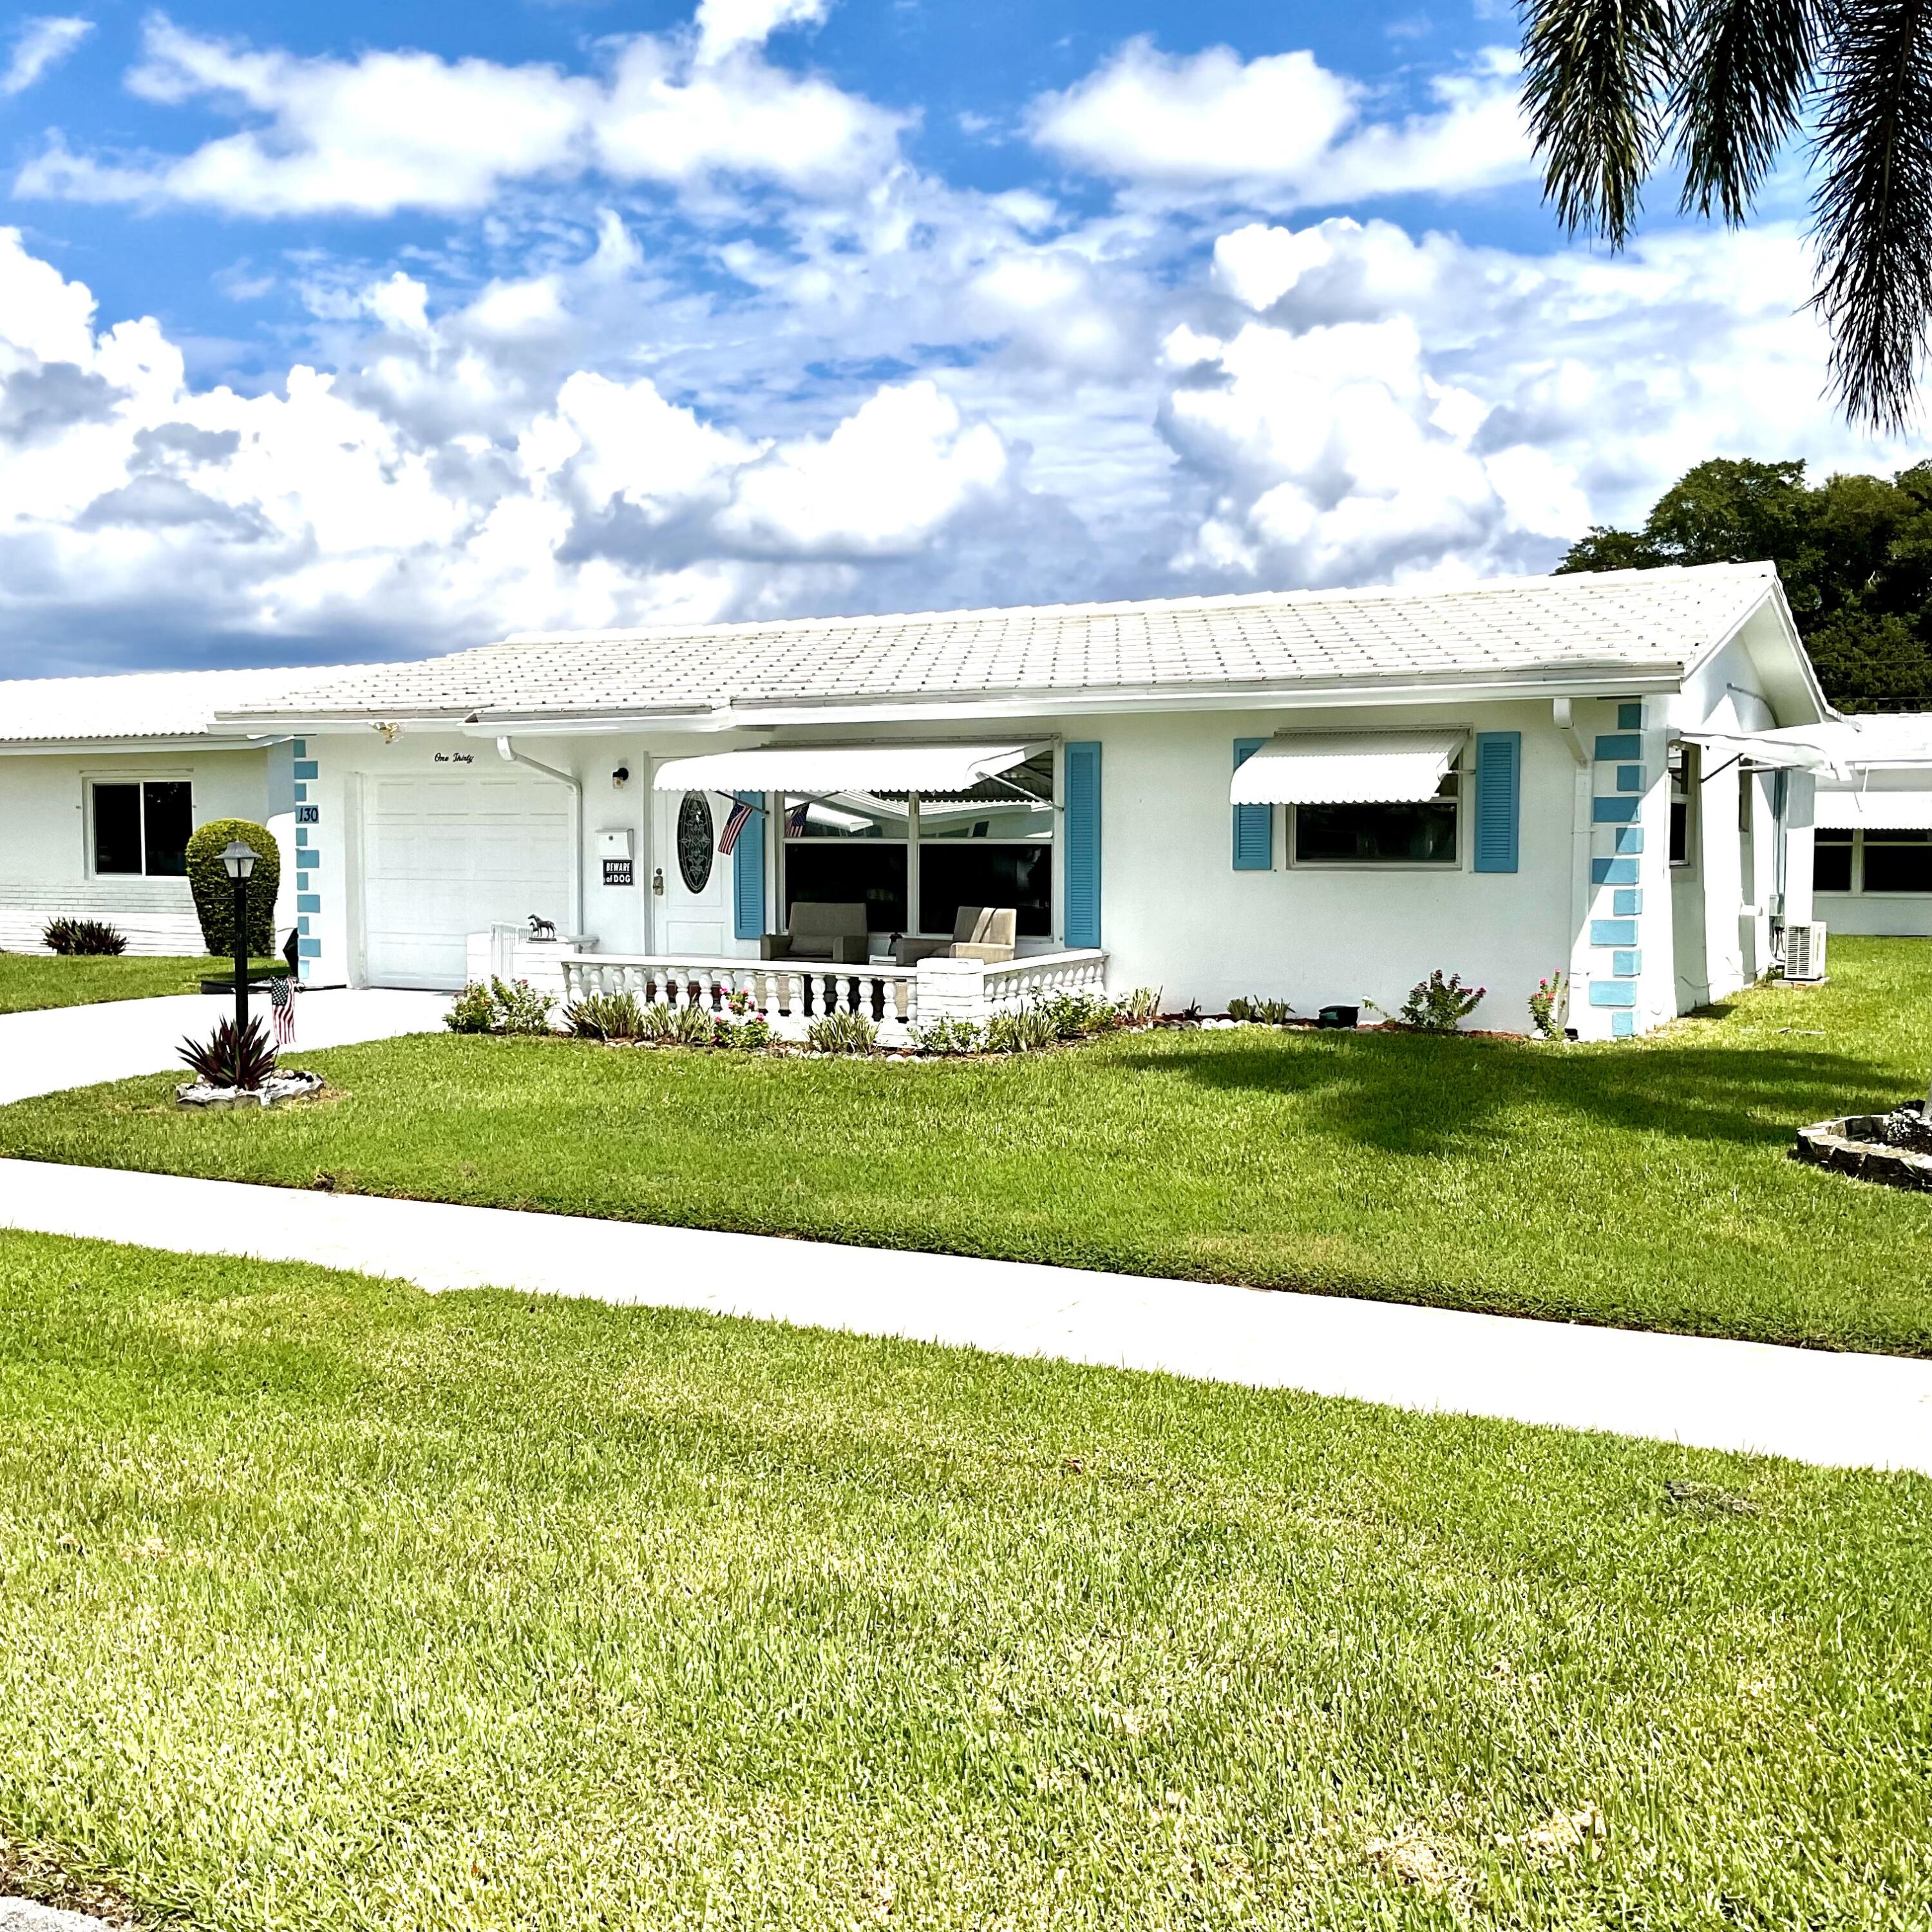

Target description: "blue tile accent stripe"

left=296, top=893, right=321, bottom=914
left=1612, top=1010, right=1636, bottom=1037
left=292, top=743, right=319, bottom=979
left=1612, top=826, right=1644, bottom=855
left=1613, top=889, right=1642, bottom=916
left=1589, top=981, right=1637, bottom=1008
left=1617, top=702, right=1643, bottom=730
left=1613, top=949, right=1642, bottom=977
left=1594, top=734, right=1640, bottom=762
left=1591, top=920, right=1636, bottom=947
left=1592, top=857, right=1638, bottom=886
left=1615, top=764, right=1643, bottom=792
left=293, top=760, right=319, bottom=781
left=1592, top=795, right=1639, bottom=823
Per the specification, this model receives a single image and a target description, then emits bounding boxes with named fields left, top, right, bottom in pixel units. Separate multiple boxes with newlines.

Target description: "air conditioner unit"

left=1784, top=921, right=1828, bottom=983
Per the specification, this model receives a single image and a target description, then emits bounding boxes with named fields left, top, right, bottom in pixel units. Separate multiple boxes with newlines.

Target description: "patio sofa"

left=893, top=905, right=1018, bottom=966
left=760, top=902, right=871, bottom=965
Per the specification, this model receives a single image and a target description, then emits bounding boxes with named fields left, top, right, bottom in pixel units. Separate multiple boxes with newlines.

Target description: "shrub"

left=490, top=977, right=556, bottom=1036
left=913, top=1015, right=985, bottom=1056
left=566, top=990, right=649, bottom=1041
left=42, top=917, right=127, bottom=956
left=1399, top=970, right=1486, bottom=1033
left=715, top=1014, right=772, bottom=1050
left=1528, top=971, right=1569, bottom=1041
left=186, top=820, right=281, bottom=959
left=983, top=1004, right=1056, bottom=1054
left=1039, top=991, right=1124, bottom=1039
left=445, top=983, right=497, bottom=1034
left=668, top=1001, right=717, bottom=1047
left=178, top=1014, right=277, bottom=1090
left=806, top=1009, right=878, bottom=1054
left=636, top=1002, right=678, bottom=1043
left=1227, top=995, right=1294, bottom=1025
left=1118, top=986, right=1162, bottom=1025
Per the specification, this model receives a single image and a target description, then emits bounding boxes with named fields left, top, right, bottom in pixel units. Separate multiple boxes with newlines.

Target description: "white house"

left=0, top=562, right=1843, bottom=1039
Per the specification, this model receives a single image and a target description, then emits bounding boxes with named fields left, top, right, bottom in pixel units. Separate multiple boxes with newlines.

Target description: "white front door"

left=654, top=785, right=733, bottom=955
left=363, top=771, right=573, bottom=988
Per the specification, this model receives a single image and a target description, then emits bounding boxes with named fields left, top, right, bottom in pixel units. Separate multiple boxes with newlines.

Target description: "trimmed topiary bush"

left=186, top=820, right=281, bottom=959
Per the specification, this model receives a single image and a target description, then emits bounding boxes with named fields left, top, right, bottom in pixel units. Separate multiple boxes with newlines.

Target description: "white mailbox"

left=596, top=828, right=633, bottom=860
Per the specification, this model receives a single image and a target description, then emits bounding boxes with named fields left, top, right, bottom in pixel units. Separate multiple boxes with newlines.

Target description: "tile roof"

left=225, top=563, right=1785, bottom=724
left=0, top=665, right=357, bottom=744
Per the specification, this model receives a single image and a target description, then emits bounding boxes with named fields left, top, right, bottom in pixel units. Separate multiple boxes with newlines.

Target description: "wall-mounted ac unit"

left=1784, top=922, right=1828, bottom=982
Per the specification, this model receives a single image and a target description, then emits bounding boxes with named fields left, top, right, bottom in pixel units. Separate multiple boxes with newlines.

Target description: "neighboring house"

left=0, top=562, right=1852, bottom=1037
left=0, top=667, right=334, bottom=954
left=1810, top=714, right=1932, bottom=939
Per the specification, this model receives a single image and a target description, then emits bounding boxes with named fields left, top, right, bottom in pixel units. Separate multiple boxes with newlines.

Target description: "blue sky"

left=0, top=0, right=1915, bottom=675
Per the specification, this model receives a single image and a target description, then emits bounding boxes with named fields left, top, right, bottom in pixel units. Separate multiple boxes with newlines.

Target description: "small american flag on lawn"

left=717, top=796, right=755, bottom=856
left=268, top=974, right=297, bottom=1046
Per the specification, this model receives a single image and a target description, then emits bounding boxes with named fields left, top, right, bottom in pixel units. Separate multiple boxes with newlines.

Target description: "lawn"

left=2, top=939, right=1930, bottom=1356
left=0, top=953, right=285, bottom=1014
left=1, top=1228, right=1928, bottom=1930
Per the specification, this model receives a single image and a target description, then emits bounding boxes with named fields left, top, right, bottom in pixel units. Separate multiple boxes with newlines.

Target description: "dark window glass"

left=92, top=784, right=142, bottom=874
left=1293, top=776, right=1458, bottom=866
left=142, top=781, right=192, bottom=876
left=1862, top=833, right=1932, bottom=894
left=1814, top=830, right=1854, bottom=893
left=784, top=842, right=907, bottom=933
left=1668, top=744, right=1696, bottom=866
left=920, top=842, right=1053, bottom=937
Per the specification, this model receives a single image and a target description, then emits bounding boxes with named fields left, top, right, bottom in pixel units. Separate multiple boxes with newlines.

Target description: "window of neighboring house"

left=1814, top=828, right=1855, bottom=893
left=92, top=781, right=191, bottom=876
left=1861, top=828, right=1932, bottom=894
left=777, top=749, right=1057, bottom=938
left=1291, top=767, right=1459, bottom=866
left=1668, top=743, right=1698, bottom=867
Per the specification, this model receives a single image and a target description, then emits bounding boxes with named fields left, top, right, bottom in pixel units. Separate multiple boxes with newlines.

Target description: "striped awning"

left=1231, top=730, right=1465, bottom=806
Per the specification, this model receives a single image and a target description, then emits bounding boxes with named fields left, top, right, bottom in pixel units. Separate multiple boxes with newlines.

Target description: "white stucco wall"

left=0, top=744, right=274, bottom=954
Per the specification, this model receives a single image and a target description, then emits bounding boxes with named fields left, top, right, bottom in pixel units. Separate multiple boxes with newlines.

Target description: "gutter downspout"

left=1555, top=699, right=1592, bottom=1030
left=497, top=735, right=583, bottom=937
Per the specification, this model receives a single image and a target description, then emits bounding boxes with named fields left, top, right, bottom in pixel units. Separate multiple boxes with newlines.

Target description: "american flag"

left=268, top=974, right=297, bottom=1047
left=717, top=796, right=755, bottom=855
left=784, top=802, right=810, bottom=838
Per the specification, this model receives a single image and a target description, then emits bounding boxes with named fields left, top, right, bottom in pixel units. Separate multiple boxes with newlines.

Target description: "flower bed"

left=1794, top=1100, right=1932, bottom=1190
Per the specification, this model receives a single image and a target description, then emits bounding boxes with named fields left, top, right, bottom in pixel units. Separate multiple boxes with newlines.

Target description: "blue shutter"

left=1063, top=742, right=1101, bottom=949
left=1472, top=732, right=1520, bottom=874
left=732, top=791, right=766, bottom=940
left=1232, top=738, right=1273, bottom=869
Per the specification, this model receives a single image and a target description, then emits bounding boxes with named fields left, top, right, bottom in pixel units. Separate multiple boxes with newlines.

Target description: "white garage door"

left=362, top=772, right=573, bottom=989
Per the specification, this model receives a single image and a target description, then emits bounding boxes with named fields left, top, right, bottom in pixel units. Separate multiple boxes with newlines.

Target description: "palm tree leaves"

left=1813, top=0, right=1932, bottom=431
left=1519, top=0, right=1932, bottom=428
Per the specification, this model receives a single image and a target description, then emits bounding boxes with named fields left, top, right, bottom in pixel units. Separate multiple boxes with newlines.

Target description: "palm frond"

left=1520, top=0, right=1680, bottom=244
left=1812, top=0, right=1932, bottom=430
left=1674, top=0, right=1821, bottom=222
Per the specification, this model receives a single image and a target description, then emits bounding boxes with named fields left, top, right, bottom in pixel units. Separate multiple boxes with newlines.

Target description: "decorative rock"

left=1794, top=1101, right=1932, bottom=1190
left=175, top=1069, right=325, bottom=1111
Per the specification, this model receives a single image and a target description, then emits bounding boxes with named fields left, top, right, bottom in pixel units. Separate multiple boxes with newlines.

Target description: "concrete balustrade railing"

left=553, top=947, right=1110, bottom=1043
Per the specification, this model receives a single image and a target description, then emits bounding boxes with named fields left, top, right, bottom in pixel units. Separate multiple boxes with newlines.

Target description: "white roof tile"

left=222, top=563, right=1783, bottom=725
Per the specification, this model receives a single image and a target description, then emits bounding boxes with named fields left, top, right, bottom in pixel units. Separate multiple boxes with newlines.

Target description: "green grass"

left=4, top=939, right=1931, bottom=1356
left=0, top=953, right=286, bottom=1014
left=1, top=1227, right=1929, bottom=1929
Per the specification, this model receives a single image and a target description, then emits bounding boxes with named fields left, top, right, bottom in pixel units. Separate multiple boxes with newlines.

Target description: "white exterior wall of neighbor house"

left=0, top=744, right=280, bottom=954
left=1812, top=765, right=1932, bottom=936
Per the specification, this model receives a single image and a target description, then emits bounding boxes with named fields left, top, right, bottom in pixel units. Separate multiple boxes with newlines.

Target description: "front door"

left=654, top=786, right=732, bottom=955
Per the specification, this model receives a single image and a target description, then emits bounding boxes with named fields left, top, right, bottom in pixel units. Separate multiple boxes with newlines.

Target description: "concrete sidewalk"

left=0, top=987, right=450, bottom=1104
left=1, top=1157, right=1929, bottom=1473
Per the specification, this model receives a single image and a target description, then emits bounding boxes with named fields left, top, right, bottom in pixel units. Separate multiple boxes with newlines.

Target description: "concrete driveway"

left=0, top=987, right=450, bottom=1104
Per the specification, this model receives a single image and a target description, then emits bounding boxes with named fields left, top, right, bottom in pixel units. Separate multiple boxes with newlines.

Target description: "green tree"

left=1520, top=0, right=1932, bottom=429
left=1555, top=455, right=1932, bottom=712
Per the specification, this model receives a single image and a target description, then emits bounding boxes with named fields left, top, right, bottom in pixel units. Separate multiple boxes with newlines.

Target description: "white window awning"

left=1231, top=730, right=1466, bottom=806
left=1816, top=789, right=1932, bottom=830
left=653, top=743, right=1043, bottom=795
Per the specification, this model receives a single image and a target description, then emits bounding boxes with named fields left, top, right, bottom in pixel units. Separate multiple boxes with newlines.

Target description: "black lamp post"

left=219, top=840, right=259, bottom=1041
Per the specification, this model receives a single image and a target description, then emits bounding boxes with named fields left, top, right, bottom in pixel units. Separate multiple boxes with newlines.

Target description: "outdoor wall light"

left=612, top=764, right=630, bottom=789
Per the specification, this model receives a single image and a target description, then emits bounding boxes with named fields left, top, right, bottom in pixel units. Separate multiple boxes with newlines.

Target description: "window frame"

left=1853, top=827, right=1932, bottom=896
left=773, top=748, right=1059, bottom=940
left=1668, top=742, right=1699, bottom=870
left=1283, top=761, right=1465, bottom=872
left=84, top=773, right=195, bottom=880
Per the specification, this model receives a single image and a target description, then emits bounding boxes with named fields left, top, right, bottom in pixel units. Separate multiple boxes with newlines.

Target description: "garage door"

left=362, top=772, right=573, bottom=989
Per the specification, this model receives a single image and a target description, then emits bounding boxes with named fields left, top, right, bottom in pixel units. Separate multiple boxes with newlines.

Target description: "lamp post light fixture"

left=219, top=840, right=259, bottom=1045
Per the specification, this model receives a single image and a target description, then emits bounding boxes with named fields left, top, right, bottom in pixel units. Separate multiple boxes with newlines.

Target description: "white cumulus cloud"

left=1, top=15, right=91, bottom=97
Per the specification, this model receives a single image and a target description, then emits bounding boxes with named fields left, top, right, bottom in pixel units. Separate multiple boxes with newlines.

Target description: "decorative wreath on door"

left=676, top=791, right=714, bottom=894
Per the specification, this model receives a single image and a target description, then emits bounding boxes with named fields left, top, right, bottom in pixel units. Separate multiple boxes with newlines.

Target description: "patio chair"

left=893, top=905, right=1018, bottom=966
left=761, top=901, right=871, bottom=965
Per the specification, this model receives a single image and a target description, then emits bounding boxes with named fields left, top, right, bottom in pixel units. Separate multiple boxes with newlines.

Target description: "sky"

left=0, top=0, right=1923, bottom=677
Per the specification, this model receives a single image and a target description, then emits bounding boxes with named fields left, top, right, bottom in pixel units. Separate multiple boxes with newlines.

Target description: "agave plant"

left=178, top=1014, right=278, bottom=1090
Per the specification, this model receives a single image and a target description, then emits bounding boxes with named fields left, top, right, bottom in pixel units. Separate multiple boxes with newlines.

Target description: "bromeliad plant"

left=178, top=1014, right=278, bottom=1090
left=42, top=917, right=127, bottom=956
